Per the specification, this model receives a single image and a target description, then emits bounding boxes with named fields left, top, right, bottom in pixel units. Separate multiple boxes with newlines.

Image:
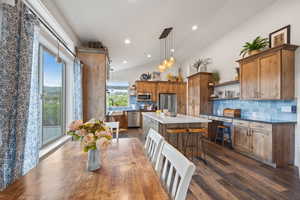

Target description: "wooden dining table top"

left=1, top=138, right=169, bottom=200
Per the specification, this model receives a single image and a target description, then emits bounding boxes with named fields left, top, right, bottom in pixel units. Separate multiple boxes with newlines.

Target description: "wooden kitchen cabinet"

left=187, top=72, right=212, bottom=116
left=77, top=48, right=108, bottom=121
left=135, top=81, right=187, bottom=114
left=135, top=81, right=157, bottom=101
left=251, top=128, right=273, bottom=163
left=233, top=120, right=295, bottom=168
left=240, top=59, right=259, bottom=99
left=233, top=125, right=252, bottom=153
left=177, top=83, right=187, bottom=114
left=237, top=44, right=298, bottom=100
left=258, top=51, right=281, bottom=99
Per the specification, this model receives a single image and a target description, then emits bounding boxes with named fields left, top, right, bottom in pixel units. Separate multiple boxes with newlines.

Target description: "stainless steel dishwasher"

left=127, top=111, right=141, bottom=128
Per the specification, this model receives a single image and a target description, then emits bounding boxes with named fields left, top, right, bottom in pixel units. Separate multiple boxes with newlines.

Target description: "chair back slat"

left=166, top=164, right=174, bottom=192
left=171, top=172, right=180, bottom=198
left=144, top=129, right=164, bottom=165
left=157, top=142, right=196, bottom=200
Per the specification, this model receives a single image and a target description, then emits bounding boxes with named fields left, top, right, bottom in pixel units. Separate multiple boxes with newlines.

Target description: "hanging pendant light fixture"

left=157, top=27, right=175, bottom=72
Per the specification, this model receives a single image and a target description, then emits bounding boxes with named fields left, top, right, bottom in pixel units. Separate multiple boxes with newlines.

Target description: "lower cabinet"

left=234, top=125, right=252, bottom=154
left=251, top=128, right=273, bottom=164
left=142, top=114, right=159, bottom=137
left=233, top=121, right=294, bottom=168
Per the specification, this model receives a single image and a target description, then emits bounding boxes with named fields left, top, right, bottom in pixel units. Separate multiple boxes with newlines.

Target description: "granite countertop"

left=200, top=114, right=297, bottom=124
left=142, top=112, right=211, bottom=124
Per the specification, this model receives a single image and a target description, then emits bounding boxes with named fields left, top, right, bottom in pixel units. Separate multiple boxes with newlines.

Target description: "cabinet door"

left=251, top=128, right=273, bottom=163
left=240, top=59, right=259, bottom=99
left=188, top=78, right=195, bottom=116
left=177, top=84, right=187, bottom=114
left=258, top=52, right=281, bottom=99
left=233, top=126, right=252, bottom=153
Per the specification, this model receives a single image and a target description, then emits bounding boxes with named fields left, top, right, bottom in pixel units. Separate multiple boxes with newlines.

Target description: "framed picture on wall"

left=269, top=25, right=291, bottom=48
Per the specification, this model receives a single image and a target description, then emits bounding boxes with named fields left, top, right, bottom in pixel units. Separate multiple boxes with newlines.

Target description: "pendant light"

left=157, top=27, right=175, bottom=72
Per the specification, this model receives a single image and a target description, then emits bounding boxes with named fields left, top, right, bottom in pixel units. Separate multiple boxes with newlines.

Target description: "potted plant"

left=192, top=58, right=212, bottom=72
left=240, top=36, right=268, bottom=57
left=212, top=70, right=220, bottom=84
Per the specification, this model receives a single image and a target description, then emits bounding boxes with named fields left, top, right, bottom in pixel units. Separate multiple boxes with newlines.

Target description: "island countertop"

left=142, top=112, right=211, bottom=124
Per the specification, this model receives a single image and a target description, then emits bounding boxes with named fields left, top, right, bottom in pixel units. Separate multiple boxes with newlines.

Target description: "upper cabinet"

left=135, top=81, right=187, bottom=114
left=237, top=44, right=298, bottom=100
left=135, top=81, right=157, bottom=101
left=187, top=72, right=213, bottom=116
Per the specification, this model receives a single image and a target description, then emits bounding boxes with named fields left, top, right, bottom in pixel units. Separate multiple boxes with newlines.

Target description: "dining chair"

left=104, top=122, right=119, bottom=142
left=144, top=128, right=164, bottom=166
left=156, top=142, right=196, bottom=200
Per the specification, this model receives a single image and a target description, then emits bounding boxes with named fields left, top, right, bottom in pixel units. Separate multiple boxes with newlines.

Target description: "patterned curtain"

left=73, top=59, right=83, bottom=120
left=0, top=2, right=39, bottom=190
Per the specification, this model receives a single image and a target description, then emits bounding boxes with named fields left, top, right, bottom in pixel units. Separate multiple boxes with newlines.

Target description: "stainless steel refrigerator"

left=159, top=93, right=177, bottom=114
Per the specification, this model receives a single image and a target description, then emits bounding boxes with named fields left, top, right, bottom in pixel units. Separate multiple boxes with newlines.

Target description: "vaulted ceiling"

left=45, top=0, right=276, bottom=71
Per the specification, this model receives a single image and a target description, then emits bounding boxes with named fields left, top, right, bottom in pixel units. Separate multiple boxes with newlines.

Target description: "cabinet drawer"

left=233, top=120, right=249, bottom=127
left=250, top=122, right=272, bottom=131
left=251, top=129, right=271, bottom=136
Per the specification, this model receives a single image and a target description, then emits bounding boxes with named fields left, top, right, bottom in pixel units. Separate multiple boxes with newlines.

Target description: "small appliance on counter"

left=223, top=108, right=241, bottom=118
left=137, top=93, right=152, bottom=101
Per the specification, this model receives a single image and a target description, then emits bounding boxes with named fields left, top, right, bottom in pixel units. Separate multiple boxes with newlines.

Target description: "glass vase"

left=87, top=149, right=101, bottom=171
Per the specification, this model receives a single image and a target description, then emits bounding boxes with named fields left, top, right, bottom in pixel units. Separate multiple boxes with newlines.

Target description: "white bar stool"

left=105, top=122, right=120, bottom=142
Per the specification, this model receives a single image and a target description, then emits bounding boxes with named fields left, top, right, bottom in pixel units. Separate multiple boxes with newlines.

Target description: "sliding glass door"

left=39, top=45, right=65, bottom=147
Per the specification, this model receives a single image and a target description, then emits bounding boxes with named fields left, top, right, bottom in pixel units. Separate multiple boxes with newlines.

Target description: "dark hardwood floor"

left=126, top=128, right=300, bottom=200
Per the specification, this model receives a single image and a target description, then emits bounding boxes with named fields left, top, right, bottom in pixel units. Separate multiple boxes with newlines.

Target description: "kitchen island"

left=142, top=112, right=211, bottom=152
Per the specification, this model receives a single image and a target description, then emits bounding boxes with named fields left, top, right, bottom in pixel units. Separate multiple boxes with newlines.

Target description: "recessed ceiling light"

left=192, top=25, right=198, bottom=31
left=147, top=54, right=152, bottom=58
left=170, top=49, right=175, bottom=53
left=123, top=60, right=128, bottom=64
left=124, top=38, right=131, bottom=44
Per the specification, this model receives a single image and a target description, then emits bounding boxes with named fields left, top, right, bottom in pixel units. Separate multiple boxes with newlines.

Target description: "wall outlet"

left=281, top=106, right=292, bottom=113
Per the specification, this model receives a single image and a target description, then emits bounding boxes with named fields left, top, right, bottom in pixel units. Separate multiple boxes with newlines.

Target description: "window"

left=107, top=82, right=129, bottom=109
left=39, top=45, right=66, bottom=147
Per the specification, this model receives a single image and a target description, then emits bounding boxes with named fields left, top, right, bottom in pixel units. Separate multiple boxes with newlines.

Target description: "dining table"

left=0, top=138, right=169, bottom=200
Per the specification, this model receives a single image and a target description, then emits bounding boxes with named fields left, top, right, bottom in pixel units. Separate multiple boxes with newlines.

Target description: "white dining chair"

left=156, top=142, right=196, bottom=200
left=104, top=122, right=119, bottom=142
left=144, top=128, right=164, bottom=166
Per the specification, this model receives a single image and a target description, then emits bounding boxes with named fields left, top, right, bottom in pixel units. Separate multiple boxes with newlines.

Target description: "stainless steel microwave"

left=137, top=93, right=152, bottom=101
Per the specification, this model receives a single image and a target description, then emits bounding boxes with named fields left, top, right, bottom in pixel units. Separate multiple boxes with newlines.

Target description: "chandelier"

left=157, top=27, right=176, bottom=72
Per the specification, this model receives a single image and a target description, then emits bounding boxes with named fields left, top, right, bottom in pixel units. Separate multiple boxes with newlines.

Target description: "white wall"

left=110, top=61, right=182, bottom=85
left=182, top=0, right=300, bottom=168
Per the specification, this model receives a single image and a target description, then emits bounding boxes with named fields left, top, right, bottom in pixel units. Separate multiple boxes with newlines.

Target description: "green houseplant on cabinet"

left=240, top=36, right=268, bottom=57
left=212, top=70, right=220, bottom=84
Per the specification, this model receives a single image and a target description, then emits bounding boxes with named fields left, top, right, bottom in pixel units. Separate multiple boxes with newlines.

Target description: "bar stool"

left=187, top=128, right=208, bottom=163
left=215, top=125, right=232, bottom=148
left=166, top=129, right=187, bottom=152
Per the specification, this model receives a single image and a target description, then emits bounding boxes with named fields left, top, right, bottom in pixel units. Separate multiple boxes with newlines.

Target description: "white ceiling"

left=48, top=0, right=276, bottom=71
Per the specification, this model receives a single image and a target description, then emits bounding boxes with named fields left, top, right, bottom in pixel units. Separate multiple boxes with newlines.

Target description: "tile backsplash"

left=213, top=99, right=297, bottom=122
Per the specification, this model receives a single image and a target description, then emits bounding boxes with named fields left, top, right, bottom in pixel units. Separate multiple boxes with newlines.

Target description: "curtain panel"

left=0, top=2, right=39, bottom=190
left=73, top=59, right=83, bottom=121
